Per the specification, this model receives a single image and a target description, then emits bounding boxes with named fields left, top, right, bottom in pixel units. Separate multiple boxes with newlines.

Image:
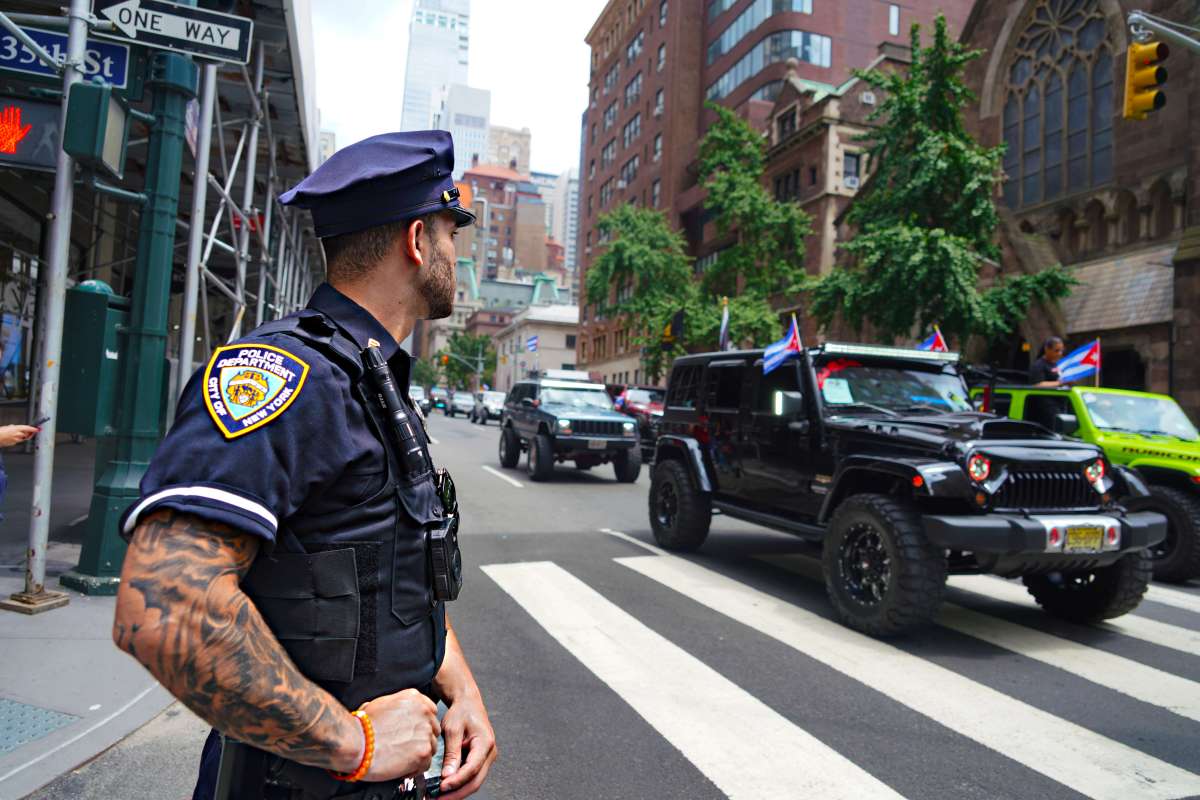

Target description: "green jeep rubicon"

left=978, top=385, right=1200, bottom=582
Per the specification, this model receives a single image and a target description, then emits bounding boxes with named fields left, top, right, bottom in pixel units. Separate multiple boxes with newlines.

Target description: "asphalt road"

left=30, top=412, right=1200, bottom=799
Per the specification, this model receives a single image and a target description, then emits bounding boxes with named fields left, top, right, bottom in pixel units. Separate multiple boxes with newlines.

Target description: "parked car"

left=408, top=385, right=432, bottom=416
left=649, top=342, right=1166, bottom=636
left=446, top=390, right=475, bottom=417
left=973, top=383, right=1200, bottom=582
left=615, top=385, right=665, bottom=461
left=429, top=387, right=449, bottom=413
left=498, top=374, right=641, bottom=482
left=471, top=390, right=506, bottom=425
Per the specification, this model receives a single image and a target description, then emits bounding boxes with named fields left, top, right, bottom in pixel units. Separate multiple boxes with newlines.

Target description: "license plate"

left=1065, top=525, right=1104, bottom=553
left=588, top=439, right=607, bottom=450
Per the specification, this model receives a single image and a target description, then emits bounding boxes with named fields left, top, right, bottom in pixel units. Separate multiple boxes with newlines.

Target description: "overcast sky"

left=311, top=0, right=607, bottom=176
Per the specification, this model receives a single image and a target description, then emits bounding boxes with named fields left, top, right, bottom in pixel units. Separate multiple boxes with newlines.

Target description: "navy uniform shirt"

left=121, top=283, right=425, bottom=544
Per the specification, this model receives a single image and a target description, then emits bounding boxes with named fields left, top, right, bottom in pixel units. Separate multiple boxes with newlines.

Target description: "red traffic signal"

left=1123, top=40, right=1168, bottom=120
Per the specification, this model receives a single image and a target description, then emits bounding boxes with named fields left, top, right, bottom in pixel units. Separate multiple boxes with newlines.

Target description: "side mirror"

left=773, top=390, right=806, bottom=418
left=1052, top=413, right=1078, bottom=435
left=521, top=397, right=535, bottom=408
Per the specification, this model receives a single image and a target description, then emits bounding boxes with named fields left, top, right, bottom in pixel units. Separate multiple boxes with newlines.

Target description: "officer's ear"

left=404, top=217, right=427, bottom=269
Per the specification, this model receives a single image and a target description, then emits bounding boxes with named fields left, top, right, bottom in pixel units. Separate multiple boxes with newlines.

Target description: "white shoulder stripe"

left=122, top=486, right=278, bottom=535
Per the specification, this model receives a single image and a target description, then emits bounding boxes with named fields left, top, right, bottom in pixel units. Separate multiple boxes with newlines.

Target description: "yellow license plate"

left=1065, top=525, right=1103, bottom=553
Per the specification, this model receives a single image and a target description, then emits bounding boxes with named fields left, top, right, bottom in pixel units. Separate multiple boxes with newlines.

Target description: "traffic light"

left=441, top=354, right=449, bottom=366
left=1123, top=40, right=1168, bottom=120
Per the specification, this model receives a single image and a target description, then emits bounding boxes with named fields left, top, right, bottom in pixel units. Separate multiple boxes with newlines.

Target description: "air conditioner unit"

left=845, top=175, right=860, bottom=189
left=653, top=105, right=663, bottom=117
left=617, top=179, right=627, bottom=188
left=860, top=91, right=876, bottom=105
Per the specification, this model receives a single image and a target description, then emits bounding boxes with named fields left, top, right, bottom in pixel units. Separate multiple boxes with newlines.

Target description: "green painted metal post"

left=61, top=44, right=198, bottom=595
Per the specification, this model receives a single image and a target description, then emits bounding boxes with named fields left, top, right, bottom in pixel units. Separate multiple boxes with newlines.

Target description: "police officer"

left=113, top=131, right=496, bottom=799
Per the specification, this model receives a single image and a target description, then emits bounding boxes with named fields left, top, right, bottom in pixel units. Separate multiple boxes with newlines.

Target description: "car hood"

left=1097, top=431, right=1200, bottom=463
left=628, top=401, right=664, bottom=414
left=827, top=412, right=1102, bottom=459
left=541, top=403, right=628, bottom=422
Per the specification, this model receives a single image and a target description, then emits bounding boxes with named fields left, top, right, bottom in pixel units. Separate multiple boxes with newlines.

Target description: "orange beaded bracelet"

left=329, top=708, right=375, bottom=782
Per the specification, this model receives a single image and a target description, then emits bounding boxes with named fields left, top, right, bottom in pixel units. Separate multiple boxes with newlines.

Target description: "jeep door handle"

left=788, top=421, right=810, bottom=434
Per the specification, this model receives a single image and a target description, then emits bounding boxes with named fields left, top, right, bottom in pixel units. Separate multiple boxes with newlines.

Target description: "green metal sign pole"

left=61, top=28, right=198, bottom=595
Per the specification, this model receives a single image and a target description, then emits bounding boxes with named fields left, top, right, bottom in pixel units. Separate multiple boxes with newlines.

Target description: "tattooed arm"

left=113, top=509, right=440, bottom=779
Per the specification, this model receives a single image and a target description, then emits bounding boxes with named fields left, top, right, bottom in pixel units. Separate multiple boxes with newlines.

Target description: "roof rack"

left=820, top=342, right=961, bottom=363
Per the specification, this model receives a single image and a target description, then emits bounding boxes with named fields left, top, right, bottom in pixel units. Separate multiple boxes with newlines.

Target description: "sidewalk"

left=0, top=439, right=177, bottom=799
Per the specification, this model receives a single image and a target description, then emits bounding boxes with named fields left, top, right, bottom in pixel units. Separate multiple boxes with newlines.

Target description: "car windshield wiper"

left=826, top=402, right=899, bottom=417
left=896, top=403, right=946, bottom=414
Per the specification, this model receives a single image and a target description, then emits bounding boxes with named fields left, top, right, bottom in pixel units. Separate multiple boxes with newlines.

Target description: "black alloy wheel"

left=655, top=479, right=678, bottom=530
left=839, top=523, right=891, bottom=607
left=647, top=459, right=711, bottom=551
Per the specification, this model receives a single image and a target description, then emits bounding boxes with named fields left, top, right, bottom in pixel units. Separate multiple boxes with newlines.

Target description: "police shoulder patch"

left=202, top=343, right=310, bottom=439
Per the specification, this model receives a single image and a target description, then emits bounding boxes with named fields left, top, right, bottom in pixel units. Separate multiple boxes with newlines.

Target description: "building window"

left=706, top=0, right=813, bottom=65
left=590, top=123, right=597, bottom=145
left=601, top=139, right=617, bottom=168
left=620, top=154, right=640, bottom=185
left=657, top=43, right=666, bottom=71
left=600, top=178, right=614, bottom=207
left=1001, top=0, right=1113, bottom=209
left=809, top=165, right=817, bottom=185
left=776, top=107, right=796, bottom=140
left=660, top=0, right=668, bottom=26
left=591, top=86, right=599, bottom=107
left=622, top=113, right=642, bottom=148
left=889, top=4, right=900, bottom=36
left=707, top=30, right=832, bottom=100
left=589, top=159, right=596, bottom=179
left=566, top=334, right=577, bottom=348
left=844, top=152, right=860, bottom=182
left=624, top=72, right=643, bottom=107
left=651, top=178, right=661, bottom=207
left=653, top=133, right=662, bottom=161
left=654, top=88, right=664, bottom=115
left=604, top=62, right=620, bottom=94
left=603, top=101, right=618, bottom=130
left=626, top=30, right=645, bottom=64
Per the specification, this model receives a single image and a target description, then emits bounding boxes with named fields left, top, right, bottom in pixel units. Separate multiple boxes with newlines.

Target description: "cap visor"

left=451, top=205, right=476, bottom=228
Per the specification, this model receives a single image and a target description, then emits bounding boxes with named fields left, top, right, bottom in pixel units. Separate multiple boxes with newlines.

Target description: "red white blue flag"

left=763, top=316, right=803, bottom=374
left=1058, top=339, right=1101, bottom=382
left=916, top=325, right=948, bottom=352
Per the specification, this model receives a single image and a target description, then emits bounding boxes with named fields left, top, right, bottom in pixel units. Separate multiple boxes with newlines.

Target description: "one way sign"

left=93, top=0, right=253, bottom=64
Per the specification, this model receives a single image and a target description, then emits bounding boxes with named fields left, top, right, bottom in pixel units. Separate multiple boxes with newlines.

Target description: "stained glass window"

left=1001, top=0, right=1113, bottom=208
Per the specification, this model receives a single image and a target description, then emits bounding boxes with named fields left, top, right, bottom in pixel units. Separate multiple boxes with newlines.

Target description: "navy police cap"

left=279, top=130, right=476, bottom=238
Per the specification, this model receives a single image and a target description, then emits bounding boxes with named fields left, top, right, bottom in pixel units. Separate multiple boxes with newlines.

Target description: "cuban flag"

left=763, top=316, right=803, bottom=375
left=916, top=326, right=948, bottom=352
left=1058, top=339, right=1101, bottom=382
left=526, top=335, right=539, bottom=353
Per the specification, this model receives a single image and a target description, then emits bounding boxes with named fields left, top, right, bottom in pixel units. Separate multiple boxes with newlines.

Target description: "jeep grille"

left=993, top=469, right=1097, bottom=511
left=572, top=420, right=624, bottom=436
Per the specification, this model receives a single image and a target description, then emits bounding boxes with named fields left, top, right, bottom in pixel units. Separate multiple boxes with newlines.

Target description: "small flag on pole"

left=718, top=297, right=731, bottom=351
left=763, top=315, right=803, bottom=375
left=526, top=335, right=539, bottom=353
left=916, top=325, right=949, bottom=352
left=1058, top=339, right=1101, bottom=383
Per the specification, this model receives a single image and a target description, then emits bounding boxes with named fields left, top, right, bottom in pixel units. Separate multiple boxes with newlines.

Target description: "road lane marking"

left=481, top=465, right=523, bottom=488
left=601, top=528, right=666, bottom=556
left=1145, top=584, right=1200, bottom=615
left=763, top=553, right=1200, bottom=721
left=949, top=574, right=1200, bottom=657
left=426, top=435, right=440, bottom=445
left=622, top=554, right=1200, bottom=800
left=482, top=561, right=903, bottom=800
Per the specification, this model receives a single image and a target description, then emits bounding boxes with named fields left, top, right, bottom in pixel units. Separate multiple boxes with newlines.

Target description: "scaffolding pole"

left=1, top=0, right=88, bottom=615
left=230, top=42, right=265, bottom=340
left=256, top=91, right=276, bottom=327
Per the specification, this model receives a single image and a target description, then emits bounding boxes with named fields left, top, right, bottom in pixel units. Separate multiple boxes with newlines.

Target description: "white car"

left=470, top=391, right=506, bottom=425
left=446, top=391, right=475, bottom=417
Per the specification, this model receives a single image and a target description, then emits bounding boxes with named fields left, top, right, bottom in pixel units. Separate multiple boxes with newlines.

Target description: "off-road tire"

left=1130, top=485, right=1200, bottom=583
left=527, top=432, right=555, bottom=482
left=1023, top=549, right=1153, bottom=622
left=648, top=459, right=711, bottom=551
left=498, top=427, right=520, bottom=469
left=823, top=493, right=947, bottom=637
left=613, top=447, right=642, bottom=483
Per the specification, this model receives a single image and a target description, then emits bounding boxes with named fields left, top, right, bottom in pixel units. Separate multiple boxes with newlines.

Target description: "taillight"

left=1106, top=526, right=1119, bottom=546
left=967, top=454, right=991, bottom=482
left=1084, top=459, right=1105, bottom=483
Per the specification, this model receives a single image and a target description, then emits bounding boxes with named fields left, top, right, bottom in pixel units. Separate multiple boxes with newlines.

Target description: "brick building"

left=956, top=0, right=1198, bottom=418
left=576, top=0, right=972, bottom=384
left=458, top=163, right=548, bottom=279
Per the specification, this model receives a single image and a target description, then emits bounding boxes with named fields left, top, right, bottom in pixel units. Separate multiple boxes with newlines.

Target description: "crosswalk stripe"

left=620, top=554, right=1200, bottom=800
left=949, top=575, right=1200, bottom=656
left=763, top=554, right=1200, bottom=724
left=1145, top=584, right=1200, bottom=615
left=482, top=561, right=904, bottom=800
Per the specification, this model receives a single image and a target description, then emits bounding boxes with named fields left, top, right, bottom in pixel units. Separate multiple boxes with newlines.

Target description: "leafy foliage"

left=807, top=14, right=1074, bottom=345
left=411, top=356, right=440, bottom=390
left=438, top=332, right=496, bottom=390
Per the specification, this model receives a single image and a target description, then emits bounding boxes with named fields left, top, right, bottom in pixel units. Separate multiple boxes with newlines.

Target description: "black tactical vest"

left=240, top=310, right=447, bottom=711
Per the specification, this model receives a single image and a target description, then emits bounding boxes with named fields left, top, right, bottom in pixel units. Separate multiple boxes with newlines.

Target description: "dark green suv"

left=498, top=374, right=642, bottom=483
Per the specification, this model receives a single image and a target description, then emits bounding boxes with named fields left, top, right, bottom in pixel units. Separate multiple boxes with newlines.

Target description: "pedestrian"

left=0, top=423, right=39, bottom=520
left=112, top=131, right=496, bottom=800
left=1029, top=336, right=1067, bottom=387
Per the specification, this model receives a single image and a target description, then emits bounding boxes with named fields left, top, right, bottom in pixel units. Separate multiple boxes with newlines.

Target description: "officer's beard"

left=420, top=240, right=455, bottom=320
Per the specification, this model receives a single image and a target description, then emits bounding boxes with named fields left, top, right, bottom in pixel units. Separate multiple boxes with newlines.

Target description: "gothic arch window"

left=1001, top=0, right=1114, bottom=209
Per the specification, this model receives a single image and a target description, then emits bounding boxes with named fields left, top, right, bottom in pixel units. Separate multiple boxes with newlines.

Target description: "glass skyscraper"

left=401, top=0, right=470, bottom=132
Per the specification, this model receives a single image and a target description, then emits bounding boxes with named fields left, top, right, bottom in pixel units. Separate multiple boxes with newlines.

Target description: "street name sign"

left=93, top=0, right=253, bottom=64
left=0, top=25, right=132, bottom=88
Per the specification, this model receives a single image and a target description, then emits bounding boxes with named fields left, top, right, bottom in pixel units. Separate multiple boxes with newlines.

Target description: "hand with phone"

left=0, top=424, right=40, bottom=448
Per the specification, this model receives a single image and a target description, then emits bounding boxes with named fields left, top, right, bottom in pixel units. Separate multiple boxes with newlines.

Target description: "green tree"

left=807, top=14, right=1074, bottom=345
left=411, top=356, right=440, bottom=390
left=439, top=332, right=496, bottom=390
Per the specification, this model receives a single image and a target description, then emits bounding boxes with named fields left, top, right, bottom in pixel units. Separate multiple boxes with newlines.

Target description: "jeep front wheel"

left=527, top=432, right=555, bottom=482
left=1132, top=485, right=1200, bottom=583
left=498, top=427, right=520, bottom=469
left=1023, top=550, right=1152, bottom=623
left=823, top=494, right=947, bottom=637
left=613, top=447, right=642, bottom=483
left=648, top=460, right=710, bottom=551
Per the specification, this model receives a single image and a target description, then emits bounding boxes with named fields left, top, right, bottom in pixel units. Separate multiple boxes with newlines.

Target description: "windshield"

left=816, top=359, right=972, bottom=414
left=1082, top=392, right=1199, bottom=441
left=540, top=388, right=615, bottom=411
left=409, top=387, right=426, bottom=399
left=626, top=389, right=664, bottom=404
left=431, top=388, right=447, bottom=397
left=483, top=391, right=506, bottom=403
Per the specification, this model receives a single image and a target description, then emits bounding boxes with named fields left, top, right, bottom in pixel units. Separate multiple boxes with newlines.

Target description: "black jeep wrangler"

left=650, top=343, right=1168, bottom=636
left=498, top=374, right=642, bottom=482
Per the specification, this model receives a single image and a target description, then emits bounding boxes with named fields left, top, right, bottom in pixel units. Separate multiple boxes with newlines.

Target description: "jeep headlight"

left=557, top=419, right=573, bottom=435
left=967, top=454, right=991, bottom=482
left=622, top=421, right=637, bottom=436
left=1084, top=459, right=1106, bottom=484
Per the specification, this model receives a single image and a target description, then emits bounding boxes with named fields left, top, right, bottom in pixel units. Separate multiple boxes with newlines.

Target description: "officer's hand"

left=359, top=689, right=441, bottom=781
left=437, top=689, right=497, bottom=800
